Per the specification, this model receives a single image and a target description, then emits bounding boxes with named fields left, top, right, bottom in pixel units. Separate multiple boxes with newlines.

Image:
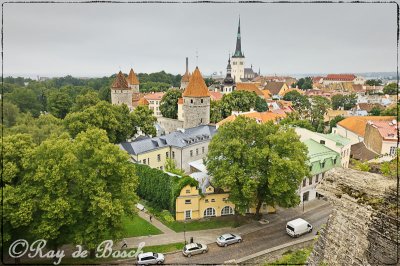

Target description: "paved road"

left=164, top=203, right=331, bottom=264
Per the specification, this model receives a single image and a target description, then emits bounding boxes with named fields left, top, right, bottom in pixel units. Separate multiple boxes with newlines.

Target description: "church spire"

left=233, top=16, right=244, bottom=58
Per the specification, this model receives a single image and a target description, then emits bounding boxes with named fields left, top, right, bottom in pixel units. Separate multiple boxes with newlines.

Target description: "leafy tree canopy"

left=383, top=83, right=397, bottom=95
left=160, top=89, right=182, bottom=119
left=331, top=94, right=357, bottom=110
left=206, top=116, right=309, bottom=217
left=366, top=79, right=382, bottom=86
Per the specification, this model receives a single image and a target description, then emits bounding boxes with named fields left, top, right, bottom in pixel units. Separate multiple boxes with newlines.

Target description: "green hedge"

left=135, top=164, right=199, bottom=213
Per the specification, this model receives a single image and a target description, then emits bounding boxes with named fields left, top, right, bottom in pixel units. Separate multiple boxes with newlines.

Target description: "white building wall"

left=332, top=125, right=364, bottom=145
left=231, top=57, right=245, bottom=83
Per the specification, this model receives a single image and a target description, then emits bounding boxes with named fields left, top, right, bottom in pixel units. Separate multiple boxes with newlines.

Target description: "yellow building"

left=175, top=181, right=275, bottom=221
left=133, top=146, right=170, bottom=171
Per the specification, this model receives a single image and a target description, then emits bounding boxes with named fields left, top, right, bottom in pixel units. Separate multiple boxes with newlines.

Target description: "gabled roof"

left=209, top=91, right=223, bottom=101
left=236, top=83, right=263, bottom=96
left=337, top=116, right=396, bottom=137
left=111, top=71, right=129, bottom=89
left=138, top=97, right=149, bottom=106
left=217, top=111, right=286, bottom=127
left=264, top=82, right=286, bottom=95
left=368, top=120, right=398, bottom=141
left=144, top=92, right=165, bottom=101
left=325, top=74, right=356, bottom=81
left=182, top=67, right=210, bottom=98
left=127, top=68, right=140, bottom=85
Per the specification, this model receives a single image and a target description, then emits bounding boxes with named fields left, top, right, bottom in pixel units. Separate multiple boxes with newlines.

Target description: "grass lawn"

left=142, top=201, right=250, bottom=232
left=141, top=242, right=185, bottom=253
left=123, top=215, right=162, bottom=237
left=267, top=245, right=313, bottom=265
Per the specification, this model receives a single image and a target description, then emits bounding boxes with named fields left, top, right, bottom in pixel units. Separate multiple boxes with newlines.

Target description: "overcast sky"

left=3, top=2, right=397, bottom=77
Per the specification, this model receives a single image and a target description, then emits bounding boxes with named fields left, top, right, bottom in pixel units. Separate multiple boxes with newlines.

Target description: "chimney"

left=186, top=57, right=188, bottom=73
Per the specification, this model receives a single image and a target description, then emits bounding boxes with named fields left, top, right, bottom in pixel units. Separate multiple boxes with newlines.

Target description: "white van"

left=286, top=218, right=312, bottom=237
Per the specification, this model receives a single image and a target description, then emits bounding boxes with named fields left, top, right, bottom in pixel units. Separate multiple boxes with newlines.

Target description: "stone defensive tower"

left=110, top=71, right=133, bottom=110
left=182, top=67, right=210, bottom=128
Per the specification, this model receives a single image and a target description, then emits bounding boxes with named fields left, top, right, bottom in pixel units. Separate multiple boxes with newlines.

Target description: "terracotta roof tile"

left=368, top=120, right=398, bottom=141
left=236, top=83, right=264, bottom=96
left=138, top=97, right=149, bottom=106
left=325, top=74, right=356, bottom=81
left=217, top=111, right=286, bottom=127
left=182, top=67, right=210, bottom=97
left=127, top=68, right=140, bottom=85
left=144, top=92, right=165, bottom=101
left=338, top=116, right=396, bottom=137
left=264, top=82, right=286, bottom=95
left=181, top=71, right=191, bottom=82
left=209, top=91, right=223, bottom=101
left=111, top=71, right=129, bottom=89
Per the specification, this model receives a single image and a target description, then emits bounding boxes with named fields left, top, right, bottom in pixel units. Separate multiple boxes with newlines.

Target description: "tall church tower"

left=221, top=55, right=235, bottom=94
left=111, top=71, right=133, bottom=110
left=182, top=67, right=210, bottom=128
left=231, top=17, right=245, bottom=83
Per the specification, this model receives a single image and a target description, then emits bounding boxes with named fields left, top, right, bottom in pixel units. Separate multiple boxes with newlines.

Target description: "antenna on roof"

left=196, top=49, right=199, bottom=67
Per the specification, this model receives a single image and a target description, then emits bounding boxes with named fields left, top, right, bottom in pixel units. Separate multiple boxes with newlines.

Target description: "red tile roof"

left=138, top=97, right=149, bottom=106
left=182, top=67, right=210, bottom=97
left=144, top=92, right=165, bottom=101
left=111, top=71, right=129, bottom=89
left=217, top=111, right=286, bottom=127
left=127, top=68, right=139, bottom=85
left=368, top=120, right=398, bottom=141
left=236, top=83, right=264, bottom=96
left=325, top=74, right=356, bottom=81
left=209, top=91, right=223, bottom=101
left=338, top=116, right=396, bottom=137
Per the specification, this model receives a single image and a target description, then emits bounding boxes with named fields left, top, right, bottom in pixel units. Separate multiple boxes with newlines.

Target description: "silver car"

left=216, top=233, right=242, bottom=247
left=137, top=252, right=165, bottom=265
left=182, top=243, right=208, bottom=257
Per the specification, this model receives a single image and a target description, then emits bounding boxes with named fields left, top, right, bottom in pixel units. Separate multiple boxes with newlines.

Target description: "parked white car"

left=286, top=218, right=312, bottom=237
left=137, top=252, right=165, bottom=265
left=216, top=233, right=242, bottom=247
left=182, top=243, right=208, bottom=257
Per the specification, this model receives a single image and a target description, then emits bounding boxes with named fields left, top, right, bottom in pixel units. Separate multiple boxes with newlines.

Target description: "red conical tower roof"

left=111, top=71, right=129, bottom=89
left=127, top=68, right=140, bottom=85
left=182, top=67, right=210, bottom=97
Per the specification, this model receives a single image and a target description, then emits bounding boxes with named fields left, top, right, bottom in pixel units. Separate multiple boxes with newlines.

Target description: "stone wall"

left=308, top=167, right=399, bottom=265
left=182, top=96, right=210, bottom=129
left=157, top=117, right=184, bottom=134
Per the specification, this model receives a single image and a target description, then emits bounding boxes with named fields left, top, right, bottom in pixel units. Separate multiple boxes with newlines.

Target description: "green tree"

left=130, top=105, right=157, bottom=137
left=210, top=100, right=224, bottom=123
left=6, top=113, right=65, bottom=144
left=255, top=97, right=269, bottom=112
left=64, top=101, right=133, bottom=143
left=383, top=83, right=397, bottom=95
left=370, top=106, right=382, bottom=116
left=329, top=115, right=345, bottom=132
left=310, top=96, right=331, bottom=132
left=381, top=103, right=399, bottom=117
left=47, top=90, right=73, bottom=118
left=282, top=91, right=311, bottom=116
left=366, top=79, right=382, bottom=86
left=99, top=86, right=111, bottom=102
left=331, top=94, right=357, bottom=110
left=220, top=90, right=259, bottom=118
left=1, top=101, right=20, bottom=127
left=164, top=158, right=185, bottom=176
left=5, top=87, right=42, bottom=117
left=160, top=89, right=182, bottom=119
left=280, top=113, right=315, bottom=131
left=71, top=91, right=100, bottom=112
left=206, top=116, right=309, bottom=217
left=295, top=77, right=312, bottom=90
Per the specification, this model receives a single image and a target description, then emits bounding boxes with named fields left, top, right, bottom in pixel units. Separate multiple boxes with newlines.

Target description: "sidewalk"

left=124, top=199, right=330, bottom=248
left=137, top=210, right=174, bottom=234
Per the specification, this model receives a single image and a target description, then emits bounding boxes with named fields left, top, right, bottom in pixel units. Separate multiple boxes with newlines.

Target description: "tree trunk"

left=254, top=200, right=263, bottom=220
left=90, top=248, right=95, bottom=259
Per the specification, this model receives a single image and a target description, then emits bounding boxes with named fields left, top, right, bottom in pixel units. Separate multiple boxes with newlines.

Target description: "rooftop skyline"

left=4, top=2, right=397, bottom=77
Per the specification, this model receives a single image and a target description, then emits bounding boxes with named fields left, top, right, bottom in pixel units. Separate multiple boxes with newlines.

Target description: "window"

left=190, top=150, right=193, bottom=157
left=204, top=207, right=216, bottom=217
left=190, top=99, right=193, bottom=104
left=147, top=158, right=150, bottom=165
left=202, top=147, right=205, bottom=154
left=309, top=177, right=313, bottom=185
left=333, top=158, right=337, bottom=165
left=185, top=210, right=191, bottom=220
left=186, top=189, right=190, bottom=194
left=211, top=199, right=215, bottom=202
left=302, top=178, right=307, bottom=187
left=316, top=174, right=319, bottom=183
left=143, top=159, right=146, bottom=164
left=201, top=99, right=203, bottom=103
left=221, top=206, right=234, bottom=216
left=321, top=162, right=325, bottom=168
left=166, top=152, right=169, bottom=158
left=157, top=154, right=161, bottom=162
left=205, top=199, right=209, bottom=203
left=196, top=148, right=199, bottom=155
left=172, top=151, right=175, bottom=159
left=390, top=146, right=397, bottom=155
left=185, top=199, right=191, bottom=204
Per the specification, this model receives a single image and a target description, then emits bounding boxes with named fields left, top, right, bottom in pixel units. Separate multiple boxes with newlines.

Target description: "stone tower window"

left=201, top=99, right=203, bottom=103
left=191, top=99, right=193, bottom=104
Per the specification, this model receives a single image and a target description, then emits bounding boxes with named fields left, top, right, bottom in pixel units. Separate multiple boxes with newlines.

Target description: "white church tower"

left=231, top=17, right=245, bottom=83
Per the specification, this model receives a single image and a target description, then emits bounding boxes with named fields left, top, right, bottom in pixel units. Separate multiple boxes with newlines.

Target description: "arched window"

left=221, top=206, right=234, bottom=216
left=204, top=207, right=216, bottom=217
